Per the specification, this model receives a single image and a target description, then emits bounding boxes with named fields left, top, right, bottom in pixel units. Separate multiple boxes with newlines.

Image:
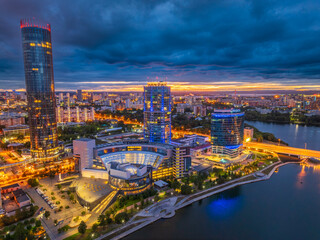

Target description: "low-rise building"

left=12, top=189, right=31, bottom=208
left=0, top=114, right=25, bottom=127
left=244, top=127, right=254, bottom=141
left=3, top=124, right=29, bottom=137
left=1, top=183, right=21, bottom=193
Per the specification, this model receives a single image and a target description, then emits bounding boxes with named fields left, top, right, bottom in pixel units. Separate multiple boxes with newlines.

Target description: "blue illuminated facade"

left=21, top=19, right=59, bottom=160
left=143, top=82, right=171, bottom=144
left=211, top=109, right=244, bottom=158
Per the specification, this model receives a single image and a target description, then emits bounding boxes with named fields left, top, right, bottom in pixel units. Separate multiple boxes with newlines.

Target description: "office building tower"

left=211, top=109, right=244, bottom=159
left=20, top=19, right=59, bottom=160
left=77, top=89, right=82, bottom=102
left=143, top=82, right=171, bottom=143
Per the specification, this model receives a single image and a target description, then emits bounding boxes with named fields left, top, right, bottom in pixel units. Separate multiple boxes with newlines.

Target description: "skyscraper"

left=77, top=89, right=83, bottom=102
left=21, top=19, right=59, bottom=161
left=143, top=82, right=171, bottom=143
left=211, top=109, right=244, bottom=159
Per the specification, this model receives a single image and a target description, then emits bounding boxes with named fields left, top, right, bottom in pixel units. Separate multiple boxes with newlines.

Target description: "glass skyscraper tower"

left=211, top=109, right=244, bottom=159
left=20, top=19, right=59, bottom=161
left=143, top=82, right=171, bottom=143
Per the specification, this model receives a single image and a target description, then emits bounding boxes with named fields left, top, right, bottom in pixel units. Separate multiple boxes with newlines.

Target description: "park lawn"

left=63, top=229, right=93, bottom=240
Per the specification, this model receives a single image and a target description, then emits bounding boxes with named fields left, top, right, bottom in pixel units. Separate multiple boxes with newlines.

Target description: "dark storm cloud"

left=0, top=0, right=320, bottom=90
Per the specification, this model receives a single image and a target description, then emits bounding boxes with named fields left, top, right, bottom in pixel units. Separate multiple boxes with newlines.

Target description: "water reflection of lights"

left=297, top=161, right=320, bottom=189
left=207, top=196, right=241, bottom=218
left=295, top=124, right=299, bottom=135
left=300, top=158, right=320, bottom=173
left=296, top=165, right=306, bottom=189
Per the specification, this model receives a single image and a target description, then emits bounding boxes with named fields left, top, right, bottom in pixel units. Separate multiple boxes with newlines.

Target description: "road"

left=245, top=142, right=320, bottom=158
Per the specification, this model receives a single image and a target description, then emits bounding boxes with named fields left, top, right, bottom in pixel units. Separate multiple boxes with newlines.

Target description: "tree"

left=181, top=184, right=192, bottom=195
left=13, top=223, right=26, bottom=240
left=154, top=195, right=160, bottom=202
left=115, top=212, right=129, bottom=224
left=257, top=134, right=263, bottom=142
left=27, top=178, right=39, bottom=187
left=106, top=217, right=113, bottom=225
left=44, top=211, right=50, bottom=219
left=35, top=220, right=41, bottom=228
left=58, top=225, right=70, bottom=233
left=98, top=214, right=106, bottom=227
left=69, top=193, right=75, bottom=201
left=15, top=208, right=22, bottom=220
left=78, top=221, right=87, bottom=234
left=81, top=211, right=86, bottom=216
left=171, top=179, right=181, bottom=190
left=30, top=218, right=35, bottom=224
left=92, top=223, right=99, bottom=232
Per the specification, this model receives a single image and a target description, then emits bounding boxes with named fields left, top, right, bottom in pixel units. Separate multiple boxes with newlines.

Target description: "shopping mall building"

left=73, top=139, right=192, bottom=194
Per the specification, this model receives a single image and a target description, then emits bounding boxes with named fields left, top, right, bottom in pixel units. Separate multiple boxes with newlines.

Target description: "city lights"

left=0, top=3, right=320, bottom=240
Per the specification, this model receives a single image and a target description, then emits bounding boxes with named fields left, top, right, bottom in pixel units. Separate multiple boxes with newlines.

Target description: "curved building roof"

left=99, top=151, right=165, bottom=169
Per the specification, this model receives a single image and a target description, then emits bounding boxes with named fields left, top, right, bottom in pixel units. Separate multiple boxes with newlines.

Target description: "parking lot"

left=25, top=176, right=86, bottom=239
left=35, top=187, right=58, bottom=210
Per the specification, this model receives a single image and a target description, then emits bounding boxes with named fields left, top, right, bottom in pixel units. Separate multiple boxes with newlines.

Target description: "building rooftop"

left=147, top=82, right=167, bottom=87
left=11, top=189, right=30, bottom=204
left=20, top=18, right=51, bottom=31
left=2, top=183, right=20, bottom=191
left=96, top=140, right=173, bottom=150
left=3, top=124, right=29, bottom=130
left=154, top=180, right=168, bottom=188
left=74, top=138, right=95, bottom=142
left=12, top=189, right=25, bottom=197
left=192, top=142, right=212, bottom=150
left=212, top=109, right=244, bottom=118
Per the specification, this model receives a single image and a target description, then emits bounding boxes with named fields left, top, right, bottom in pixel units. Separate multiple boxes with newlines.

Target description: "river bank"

left=246, top=121, right=320, bottom=150
left=97, top=159, right=297, bottom=240
left=244, top=110, right=320, bottom=127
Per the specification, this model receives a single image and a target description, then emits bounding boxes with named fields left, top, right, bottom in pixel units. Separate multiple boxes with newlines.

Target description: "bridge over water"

left=245, top=142, right=320, bottom=159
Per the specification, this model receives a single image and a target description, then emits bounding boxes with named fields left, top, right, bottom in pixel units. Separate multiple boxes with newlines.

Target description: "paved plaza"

left=70, top=177, right=112, bottom=204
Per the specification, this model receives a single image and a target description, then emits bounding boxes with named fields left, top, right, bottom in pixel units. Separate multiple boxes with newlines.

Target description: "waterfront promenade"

left=96, top=160, right=296, bottom=240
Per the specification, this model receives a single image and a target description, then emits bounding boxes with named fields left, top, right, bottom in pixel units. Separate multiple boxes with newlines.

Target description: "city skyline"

left=1, top=2, right=320, bottom=239
left=1, top=0, right=320, bottom=92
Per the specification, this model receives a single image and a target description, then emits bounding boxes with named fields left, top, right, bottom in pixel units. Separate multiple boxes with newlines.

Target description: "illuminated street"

left=245, top=142, right=320, bottom=158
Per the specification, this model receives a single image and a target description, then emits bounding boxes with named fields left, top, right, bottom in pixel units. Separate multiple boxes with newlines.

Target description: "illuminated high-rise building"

left=77, top=89, right=83, bottom=102
left=211, top=109, right=244, bottom=159
left=21, top=19, right=59, bottom=161
left=143, top=82, right=171, bottom=143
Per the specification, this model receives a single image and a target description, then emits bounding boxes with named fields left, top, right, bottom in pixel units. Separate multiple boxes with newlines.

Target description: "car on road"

left=37, top=207, right=45, bottom=214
